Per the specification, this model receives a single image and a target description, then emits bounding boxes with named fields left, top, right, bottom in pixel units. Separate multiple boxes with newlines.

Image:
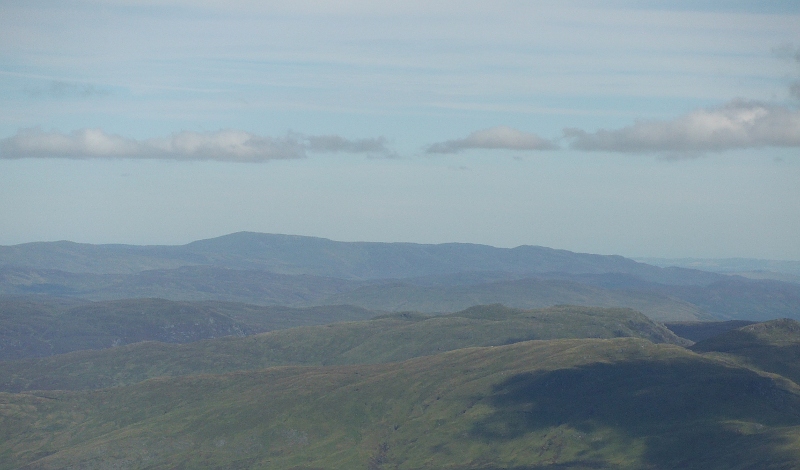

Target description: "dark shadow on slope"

left=691, top=320, right=800, bottom=386
left=472, top=359, right=800, bottom=469
left=720, top=342, right=800, bottom=387
left=665, top=320, right=756, bottom=342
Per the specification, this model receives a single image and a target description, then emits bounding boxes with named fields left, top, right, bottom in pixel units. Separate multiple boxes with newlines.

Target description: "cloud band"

left=564, top=100, right=800, bottom=155
left=0, top=128, right=393, bottom=162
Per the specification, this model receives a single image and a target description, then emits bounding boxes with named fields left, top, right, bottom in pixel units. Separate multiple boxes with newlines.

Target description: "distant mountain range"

left=2, top=232, right=800, bottom=323
left=638, top=257, right=800, bottom=283
left=0, top=231, right=728, bottom=283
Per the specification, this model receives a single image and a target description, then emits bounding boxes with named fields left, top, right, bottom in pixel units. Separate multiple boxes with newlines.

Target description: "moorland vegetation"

left=2, top=233, right=800, bottom=469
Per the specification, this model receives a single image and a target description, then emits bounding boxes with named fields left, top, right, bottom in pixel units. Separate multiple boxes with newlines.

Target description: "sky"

left=1, top=0, right=799, bottom=259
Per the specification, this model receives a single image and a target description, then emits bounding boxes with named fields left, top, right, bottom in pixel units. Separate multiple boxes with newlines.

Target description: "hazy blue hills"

left=3, top=232, right=800, bottom=326
left=0, top=232, right=800, bottom=321
left=0, top=240, right=195, bottom=274
left=6, top=263, right=800, bottom=322
left=323, top=277, right=713, bottom=321
left=183, top=232, right=730, bottom=284
left=639, top=257, right=800, bottom=284
left=0, top=265, right=360, bottom=304
left=0, top=266, right=714, bottom=321
left=525, top=273, right=800, bottom=322
left=0, top=231, right=727, bottom=284
left=0, top=296, right=378, bottom=360
left=656, top=279, right=800, bottom=321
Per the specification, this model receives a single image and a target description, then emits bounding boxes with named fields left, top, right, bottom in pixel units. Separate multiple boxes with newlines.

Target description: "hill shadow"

left=691, top=323, right=800, bottom=386
left=472, top=358, right=800, bottom=469
left=665, top=320, right=756, bottom=342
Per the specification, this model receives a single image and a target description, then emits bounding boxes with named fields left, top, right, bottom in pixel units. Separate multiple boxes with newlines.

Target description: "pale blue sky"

left=1, top=1, right=799, bottom=259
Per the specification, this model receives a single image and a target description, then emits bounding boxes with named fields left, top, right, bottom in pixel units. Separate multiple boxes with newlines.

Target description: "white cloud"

left=425, top=126, right=557, bottom=154
left=0, top=128, right=392, bottom=161
left=564, top=100, right=800, bottom=155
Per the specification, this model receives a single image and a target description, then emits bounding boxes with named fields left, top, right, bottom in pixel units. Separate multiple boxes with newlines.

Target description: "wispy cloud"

left=425, top=126, right=557, bottom=154
left=306, top=135, right=389, bottom=154
left=24, top=80, right=110, bottom=99
left=772, top=43, right=800, bottom=62
left=563, top=100, right=800, bottom=156
left=0, top=128, right=394, bottom=162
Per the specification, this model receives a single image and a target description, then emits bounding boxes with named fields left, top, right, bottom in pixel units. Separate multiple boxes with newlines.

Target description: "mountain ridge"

left=0, top=231, right=728, bottom=285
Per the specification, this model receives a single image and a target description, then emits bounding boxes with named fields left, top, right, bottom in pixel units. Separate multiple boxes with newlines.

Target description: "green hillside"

left=0, top=305, right=684, bottom=392
left=2, top=338, right=799, bottom=469
left=0, top=296, right=378, bottom=360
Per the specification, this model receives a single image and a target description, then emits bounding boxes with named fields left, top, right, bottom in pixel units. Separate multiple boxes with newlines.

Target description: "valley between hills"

left=2, top=232, right=800, bottom=469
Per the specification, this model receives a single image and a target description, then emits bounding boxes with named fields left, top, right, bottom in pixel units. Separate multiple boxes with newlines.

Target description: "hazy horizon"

left=4, top=230, right=800, bottom=264
left=2, top=1, right=799, bottom=259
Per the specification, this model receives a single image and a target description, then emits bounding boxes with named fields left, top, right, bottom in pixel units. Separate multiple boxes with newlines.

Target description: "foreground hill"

left=0, top=305, right=684, bottom=392
left=0, top=296, right=378, bottom=360
left=2, top=338, right=799, bottom=469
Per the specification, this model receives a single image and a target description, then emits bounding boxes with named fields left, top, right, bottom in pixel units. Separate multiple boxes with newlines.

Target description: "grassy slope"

left=0, top=296, right=378, bottom=360
left=2, top=338, right=800, bottom=469
left=691, top=319, right=800, bottom=385
left=0, top=305, right=685, bottom=392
